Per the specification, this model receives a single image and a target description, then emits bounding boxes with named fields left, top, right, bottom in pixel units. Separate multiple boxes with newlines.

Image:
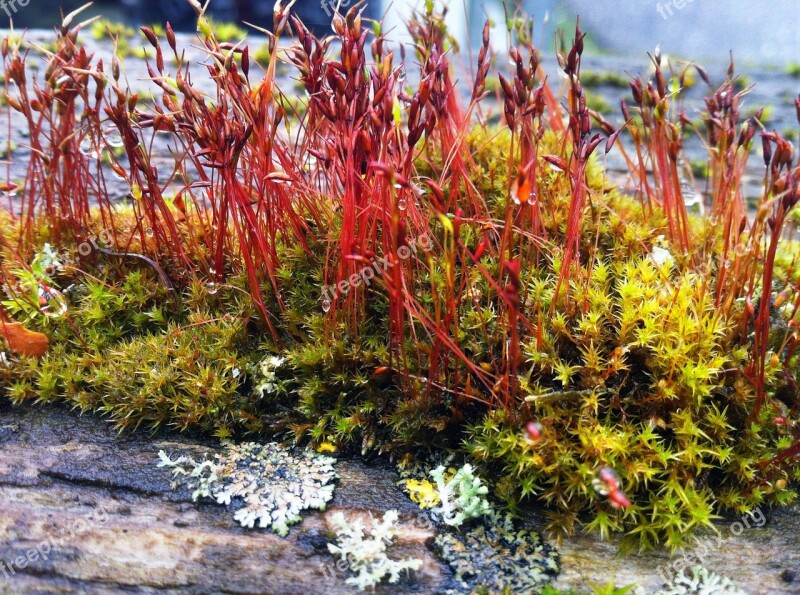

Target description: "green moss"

left=747, top=105, right=773, bottom=124
left=2, top=15, right=799, bottom=557
left=586, top=93, right=613, bottom=115
left=253, top=42, right=271, bottom=66
left=1, top=254, right=263, bottom=439
left=207, top=20, right=248, bottom=42
left=689, top=159, right=710, bottom=179
left=90, top=19, right=135, bottom=41
left=580, top=71, right=629, bottom=89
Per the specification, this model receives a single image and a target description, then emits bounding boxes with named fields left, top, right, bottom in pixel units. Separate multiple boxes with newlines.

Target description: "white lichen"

left=651, top=566, right=746, bottom=595
left=430, top=464, right=492, bottom=526
left=158, top=442, right=337, bottom=536
left=34, top=242, right=64, bottom=271
left=327, top=510, right=423, bottom=591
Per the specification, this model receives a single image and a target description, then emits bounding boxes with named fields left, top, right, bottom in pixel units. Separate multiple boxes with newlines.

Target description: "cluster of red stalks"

left=2, top=3, right=800, bottom=470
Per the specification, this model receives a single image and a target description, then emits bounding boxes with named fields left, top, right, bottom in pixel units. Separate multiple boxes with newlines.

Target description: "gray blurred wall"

left=383, top=0, right=800, bottom=65
left=2, top=0, right=798, bottom=66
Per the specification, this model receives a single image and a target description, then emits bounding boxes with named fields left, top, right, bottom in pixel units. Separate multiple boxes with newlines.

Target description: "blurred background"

left=0, top=0, right=798, bottom=66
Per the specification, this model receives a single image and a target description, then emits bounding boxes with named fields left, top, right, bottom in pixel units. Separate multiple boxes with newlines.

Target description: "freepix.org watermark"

left=321, top=0, right=355, bottom=17
left=656, top=0, right=696, bottom=19
left=656, top=507, right=766, bottom=582
left=0, top=506, right=110, bottom=580
left=322, top=233, right=432, bottom=304
left=0, top=0, right=32, bottom=18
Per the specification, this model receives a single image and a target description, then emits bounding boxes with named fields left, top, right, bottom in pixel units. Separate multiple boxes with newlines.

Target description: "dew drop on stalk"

left=322, top=299, right=331, bottom=313
left=1, top=185, right=18, bottom=198
left=79, top=136, right=93, bottom=156
left=206, top=282, right=219, bottom=295
left=145, top=227, right=155, bottom=238
left=38, top=285, right=68, bottom=318
left=398, top=198, right=408, bottom=211
left=107, top=130, right=124, bottom=148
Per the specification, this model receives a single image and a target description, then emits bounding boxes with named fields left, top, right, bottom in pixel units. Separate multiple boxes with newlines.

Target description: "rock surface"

left=1, top=401, right=800, bottom=594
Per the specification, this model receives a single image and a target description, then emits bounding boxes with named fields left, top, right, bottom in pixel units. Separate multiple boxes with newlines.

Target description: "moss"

left=581, top=71, right=629, bottom=89
left=90, top=19, right=135, bottom=41
left=689, top=159, right=710, bottom=179
left=253, top=42, right=271, bottom=66
left=207, top=20, right=248, bottom=42
left=747, top=105, right=773, bottom=124
left=586, top=93, right=613, bottom=114
left=2, top=11, right=800, bottom=556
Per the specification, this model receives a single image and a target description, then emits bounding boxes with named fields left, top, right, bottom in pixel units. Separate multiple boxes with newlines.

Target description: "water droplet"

left=79, top=134, right=100, bottom=159
left=398, top=198, right=408, bottom=211
left=79, top=136, right=92, bottom=156
left=322, top=299, right=331, bottom=313
left=107, top=130, right=124, bottom=148
left=206, top=282, right=219, bottom=295
left=145, top=227, right=155, bottom=238
left=38, top=285, right=68, bottom=318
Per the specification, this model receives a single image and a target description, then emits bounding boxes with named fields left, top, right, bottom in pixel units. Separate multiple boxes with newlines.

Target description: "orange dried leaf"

left=0, top=321, right=49, bottom=358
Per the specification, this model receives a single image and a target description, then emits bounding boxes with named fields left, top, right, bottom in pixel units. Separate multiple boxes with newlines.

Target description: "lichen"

left=158, top=442, right=337, bottom=536
left=402, top=478, right=441, bottom=509
left=251, top=354, right=287, bottom=399
left=649, top=566, right=746, bottom=595
left=430, top=464, right=492, bottom=526
left=327, top=510, right=423, bottom=591
left=434, top=513, right=560, bottom=594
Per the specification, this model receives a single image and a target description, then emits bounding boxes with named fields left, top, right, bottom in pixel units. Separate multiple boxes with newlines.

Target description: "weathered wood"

left=1, top=402, right=799, bottom=593
left=0, top=403, right=448, bottom=593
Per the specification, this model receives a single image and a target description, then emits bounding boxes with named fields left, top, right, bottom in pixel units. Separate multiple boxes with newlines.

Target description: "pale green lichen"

left=327, top=510, right=423, bottom=591
left=251, top=355, right=287, bottom=398
left=158, top=442, right=337, bottom=536
left=650, top=566, right=746, bottom=595
left=430, top=464, right=492, bottom=526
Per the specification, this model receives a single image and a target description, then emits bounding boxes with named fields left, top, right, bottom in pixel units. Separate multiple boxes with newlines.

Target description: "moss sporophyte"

left=1, top=1, right=800, bottom=551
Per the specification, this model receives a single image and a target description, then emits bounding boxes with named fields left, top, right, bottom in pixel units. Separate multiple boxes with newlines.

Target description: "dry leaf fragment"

left=0, top=321, right=49, bottom=358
